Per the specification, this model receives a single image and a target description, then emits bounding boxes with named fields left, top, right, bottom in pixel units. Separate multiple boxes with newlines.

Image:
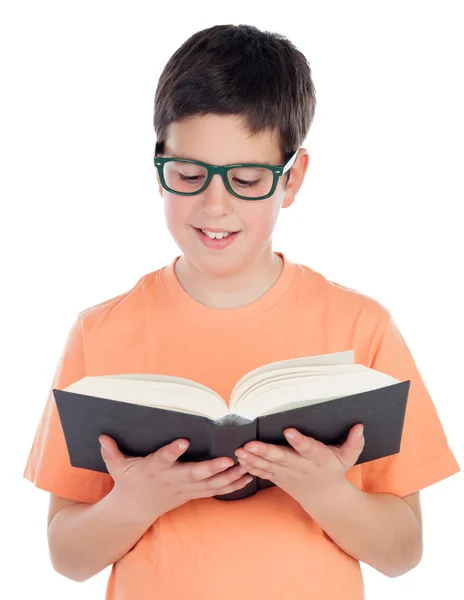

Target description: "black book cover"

left=54, top=379, right=410, bottom=501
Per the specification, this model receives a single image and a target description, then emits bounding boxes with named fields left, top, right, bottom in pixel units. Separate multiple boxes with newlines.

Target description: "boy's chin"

left=192, top=254, right=247, bottom=278
left=178, top=246, right=252, bottom=278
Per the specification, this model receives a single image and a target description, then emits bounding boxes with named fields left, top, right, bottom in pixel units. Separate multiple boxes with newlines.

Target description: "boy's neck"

left=174, top=249, right=284, bottom=310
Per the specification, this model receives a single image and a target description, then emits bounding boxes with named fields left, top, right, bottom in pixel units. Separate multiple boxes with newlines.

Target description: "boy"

left=23, top=24, right=460, bottom=600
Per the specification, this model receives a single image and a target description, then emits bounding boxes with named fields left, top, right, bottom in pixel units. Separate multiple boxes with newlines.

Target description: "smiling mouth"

left=194, top=227, right=241, bottom=237
left=193, top=226, right=241, bottom=247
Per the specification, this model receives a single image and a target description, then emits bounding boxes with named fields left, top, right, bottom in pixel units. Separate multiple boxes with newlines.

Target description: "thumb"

left=99, top=435, right=127, bottom=477
left=337, top=424, right=365, bottom=468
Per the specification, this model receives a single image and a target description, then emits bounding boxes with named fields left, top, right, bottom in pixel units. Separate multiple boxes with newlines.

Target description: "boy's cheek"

left=163, top=198, right=190, bottom=227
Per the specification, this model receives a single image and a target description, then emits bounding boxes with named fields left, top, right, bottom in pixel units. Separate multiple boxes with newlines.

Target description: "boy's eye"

left=163, top=161, right=209, bottom=193
left=230, top=166, right=266, bottom=188
left=179, top=173, right=205, bottom=183
left=232, top=177, right=260, bottom=188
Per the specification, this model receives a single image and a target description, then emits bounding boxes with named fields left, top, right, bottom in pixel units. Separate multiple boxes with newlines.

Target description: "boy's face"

left=157, top=113, right=308, bottom=278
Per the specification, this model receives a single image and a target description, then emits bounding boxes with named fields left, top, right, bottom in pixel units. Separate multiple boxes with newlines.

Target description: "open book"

left=54, top=350, right=410, bottom=501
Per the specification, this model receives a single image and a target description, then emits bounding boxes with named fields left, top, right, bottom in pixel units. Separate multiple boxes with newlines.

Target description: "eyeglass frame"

left=153, top=148, right=299, bottom=201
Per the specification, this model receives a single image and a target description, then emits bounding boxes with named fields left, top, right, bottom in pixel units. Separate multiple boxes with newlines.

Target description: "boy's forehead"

left=163, top=114, right=283, bottom=164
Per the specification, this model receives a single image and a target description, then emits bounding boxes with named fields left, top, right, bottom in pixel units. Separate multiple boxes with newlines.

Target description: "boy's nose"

left=200, top=174, right=234, bottom=215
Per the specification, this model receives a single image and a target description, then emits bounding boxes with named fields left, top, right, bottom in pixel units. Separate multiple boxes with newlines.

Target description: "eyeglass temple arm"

left=283, top=149, right=299, bottom=174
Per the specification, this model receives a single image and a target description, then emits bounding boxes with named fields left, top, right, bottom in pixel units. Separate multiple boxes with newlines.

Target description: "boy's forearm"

left=300, top=480, right=423, bottom=578
left=48, top=488, right=162, bottom=582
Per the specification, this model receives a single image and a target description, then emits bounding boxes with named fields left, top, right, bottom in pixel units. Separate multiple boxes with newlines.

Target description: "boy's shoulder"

left=296, top=261, right=392, bottom=326
left=76, top=265, right=164, bottom=332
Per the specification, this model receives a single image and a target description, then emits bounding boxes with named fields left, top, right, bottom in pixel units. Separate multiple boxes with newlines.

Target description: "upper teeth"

left=201, top=230, right=233, bottom=239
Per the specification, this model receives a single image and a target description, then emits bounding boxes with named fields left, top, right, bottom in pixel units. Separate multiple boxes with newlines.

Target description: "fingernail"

left=99, top=437, right=107, bottom=449
left=285, top=430, right=296, bottom=439
left=356, top=426, right=364, bottom=438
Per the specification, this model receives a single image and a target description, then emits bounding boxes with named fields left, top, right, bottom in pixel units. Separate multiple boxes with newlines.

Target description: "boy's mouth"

left=193, top=226, right=241, bottom=249
left=196, top=227, right=240, bottom=239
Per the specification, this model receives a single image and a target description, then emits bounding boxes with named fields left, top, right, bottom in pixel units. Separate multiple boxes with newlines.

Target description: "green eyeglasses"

left=153, top=149, right=298, bottom=201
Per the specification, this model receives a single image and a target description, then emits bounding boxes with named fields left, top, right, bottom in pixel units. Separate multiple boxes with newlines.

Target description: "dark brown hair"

left=154, top=24, right=316, bottom=176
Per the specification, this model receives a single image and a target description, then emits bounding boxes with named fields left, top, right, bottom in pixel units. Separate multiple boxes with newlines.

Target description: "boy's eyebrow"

left=170, top=152, right=273, bottom=166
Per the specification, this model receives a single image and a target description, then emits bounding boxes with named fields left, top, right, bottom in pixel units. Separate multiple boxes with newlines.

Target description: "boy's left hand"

left=234, top=424, right=365, bottom=504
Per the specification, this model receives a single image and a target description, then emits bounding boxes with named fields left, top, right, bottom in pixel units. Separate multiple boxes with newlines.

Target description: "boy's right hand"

left=99, top=435, right=252, bottom=519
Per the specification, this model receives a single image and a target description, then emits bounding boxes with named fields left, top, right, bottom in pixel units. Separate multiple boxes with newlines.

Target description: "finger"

left=203, top=463, right=251, bottom=491
left=240, top=440, right=296, bottom=467
left=282, top=428, right=327, bottom=460
left=196, top=469, right=253, bottom=499
left=336, top=424, right=365, bottom=467
left=99, top=435, right=128, bottom=477
left=237, top=455, right=278, bottom=481
left=186, top=456, right=236, bottom=483
left=237, top=461, right=276, bottom=482
left=150, top=438, right=192, bottom=468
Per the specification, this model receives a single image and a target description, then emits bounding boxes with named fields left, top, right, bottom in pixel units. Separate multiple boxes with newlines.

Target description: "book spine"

left=209, top=420, right=258, bottom=501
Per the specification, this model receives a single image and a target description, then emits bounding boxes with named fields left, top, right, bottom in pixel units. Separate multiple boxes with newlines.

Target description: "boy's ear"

left=282, top=149, right=310, bottom=208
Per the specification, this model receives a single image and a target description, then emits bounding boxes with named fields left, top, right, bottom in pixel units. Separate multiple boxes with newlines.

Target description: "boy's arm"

left=237, top=426, right=430, bottom=578
left=47, top=489, right=161, bottom=582
left=300, top=486, right=423, bottom=578
left=47, top=437, right=250, bottom=583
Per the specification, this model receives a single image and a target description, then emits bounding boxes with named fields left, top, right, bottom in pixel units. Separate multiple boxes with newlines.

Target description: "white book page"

left=234, top=369, right=399, bottom=420
left=98, top=373, right=219, bottom=396
left=229, top=350, right=354, bottom=408
left=64, top=376, right=228, bottom=420
left=232, top=364, right=364, bottom=409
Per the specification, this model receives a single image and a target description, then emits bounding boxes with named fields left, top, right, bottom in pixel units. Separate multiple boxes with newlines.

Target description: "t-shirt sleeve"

left=361, top=311, right=460, bottom=497
left=23, top=314, right=114, bottom=503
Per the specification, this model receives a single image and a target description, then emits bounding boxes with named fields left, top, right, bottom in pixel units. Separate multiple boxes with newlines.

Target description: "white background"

left=2, top=1, right=463, bottom=598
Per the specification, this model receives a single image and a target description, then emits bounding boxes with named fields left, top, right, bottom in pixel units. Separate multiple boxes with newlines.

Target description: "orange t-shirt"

left=24, top=252, right=460, bottom=599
